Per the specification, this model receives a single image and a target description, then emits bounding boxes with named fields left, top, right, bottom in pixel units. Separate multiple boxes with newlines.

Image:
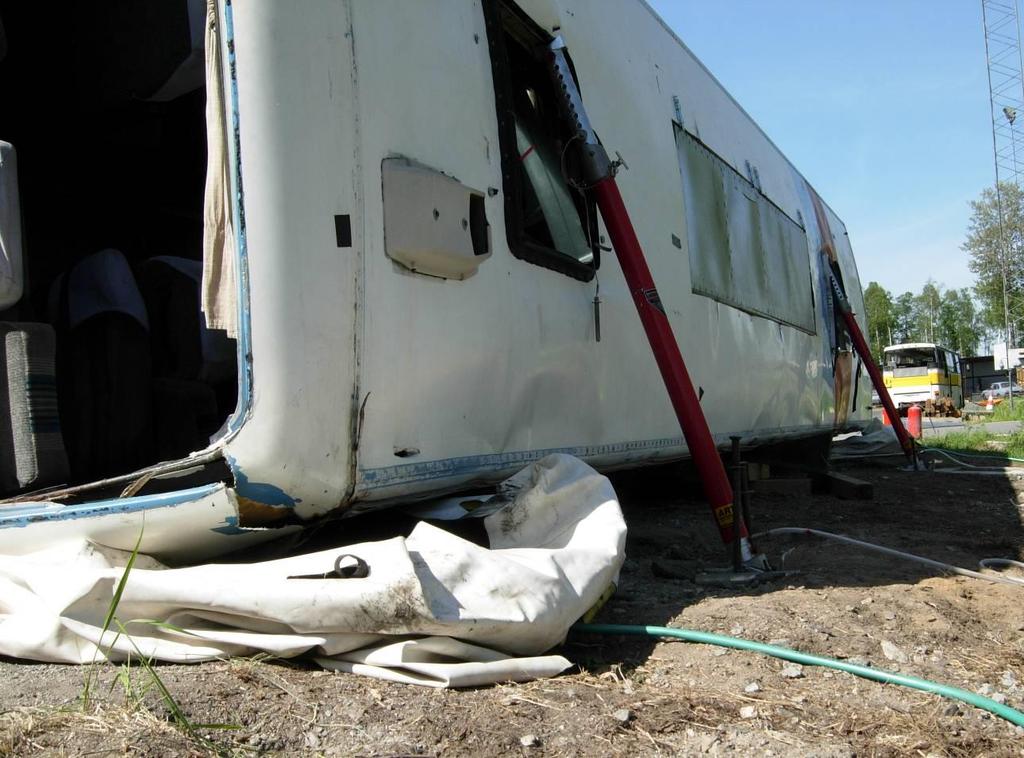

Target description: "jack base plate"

left=694, top=566, right=799, bottom=588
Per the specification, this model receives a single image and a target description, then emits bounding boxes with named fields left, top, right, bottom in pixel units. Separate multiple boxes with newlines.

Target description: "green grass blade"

left=82, top=524, right=145, bottom=710
left=101, top=532, right=144, bottom=640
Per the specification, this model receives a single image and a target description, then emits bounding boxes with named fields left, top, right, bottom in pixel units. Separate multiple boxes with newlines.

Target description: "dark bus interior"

left=0, top=1, right=237, bottom=496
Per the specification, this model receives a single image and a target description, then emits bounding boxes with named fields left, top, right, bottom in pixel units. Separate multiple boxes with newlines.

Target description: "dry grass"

left=0, top=704, right=202, bottom=757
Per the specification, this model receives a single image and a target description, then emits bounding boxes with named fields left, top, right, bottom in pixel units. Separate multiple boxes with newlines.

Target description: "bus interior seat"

left=50, top=249, right=155, bottom=482
left=0, top=322, right=70, bottom=494
left=137, top=256, right=227, bottom=461
left=138, top=257, right=204, bottom=381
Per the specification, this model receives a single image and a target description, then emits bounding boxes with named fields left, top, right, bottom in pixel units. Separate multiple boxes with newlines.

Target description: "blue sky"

left=648, top=1, right=995, bottom=298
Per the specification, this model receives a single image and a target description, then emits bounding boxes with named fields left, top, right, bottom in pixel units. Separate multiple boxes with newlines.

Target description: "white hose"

left=918, top=447, right=1022, bottom=470
left=753, top=527, right=1024, bottom=588
left=979, top=558, right=1024, bottom=571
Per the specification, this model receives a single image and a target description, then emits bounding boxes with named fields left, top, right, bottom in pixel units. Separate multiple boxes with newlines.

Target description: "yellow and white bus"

left=882, top=343, right=963, bottom=413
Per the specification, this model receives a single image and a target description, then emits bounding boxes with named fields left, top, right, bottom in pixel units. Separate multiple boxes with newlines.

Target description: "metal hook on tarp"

left=287, top=553, right=370, bottom=580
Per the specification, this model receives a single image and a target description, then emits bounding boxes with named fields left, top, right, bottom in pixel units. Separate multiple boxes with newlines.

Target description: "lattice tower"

left=983, top=0, right=1024, bottom=188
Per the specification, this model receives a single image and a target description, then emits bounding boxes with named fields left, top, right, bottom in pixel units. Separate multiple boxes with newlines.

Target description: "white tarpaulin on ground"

left=0, top=455, right=626, bottom=687
left=830, top=422, right=902, bottom=460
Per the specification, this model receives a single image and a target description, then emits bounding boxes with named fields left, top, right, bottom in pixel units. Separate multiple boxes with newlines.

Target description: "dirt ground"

left=2, top=457, right=1024, bottom=757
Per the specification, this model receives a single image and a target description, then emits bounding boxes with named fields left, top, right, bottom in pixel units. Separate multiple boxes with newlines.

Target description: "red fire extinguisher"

left=907, top=404, right=922, bottom=440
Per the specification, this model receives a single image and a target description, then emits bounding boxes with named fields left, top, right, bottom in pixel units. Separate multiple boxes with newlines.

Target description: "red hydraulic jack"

left=826, top=270, right=919, bottom=467
left=543, top=38, right=764, bottom=574
left=806, top=187, right=918, bottom=468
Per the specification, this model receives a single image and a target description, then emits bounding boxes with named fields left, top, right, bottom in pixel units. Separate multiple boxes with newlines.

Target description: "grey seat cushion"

left=0, top=322, right=69, bottom=492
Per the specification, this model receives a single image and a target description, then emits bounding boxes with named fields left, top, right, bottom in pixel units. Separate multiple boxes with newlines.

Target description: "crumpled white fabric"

left=200, top=0, right=238, bottom=338
left=0, top=454, right=625, bottom=687
left=830, top=423, right=901, bottom=459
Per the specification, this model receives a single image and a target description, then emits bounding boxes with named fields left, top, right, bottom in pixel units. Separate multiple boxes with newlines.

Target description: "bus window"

left=484, top=0, right=599, bottom=282
left=887, top=347, right=935, bottom=369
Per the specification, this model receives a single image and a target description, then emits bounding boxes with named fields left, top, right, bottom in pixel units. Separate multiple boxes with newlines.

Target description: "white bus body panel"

left=221, top=0, right=870, bottom=520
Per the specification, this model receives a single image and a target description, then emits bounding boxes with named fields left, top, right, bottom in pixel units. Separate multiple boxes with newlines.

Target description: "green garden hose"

left=572, top=623, right=1024, bottom=729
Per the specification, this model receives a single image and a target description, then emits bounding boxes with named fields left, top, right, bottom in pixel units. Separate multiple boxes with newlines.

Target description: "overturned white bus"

left=0, top=0, right=870, bottom=560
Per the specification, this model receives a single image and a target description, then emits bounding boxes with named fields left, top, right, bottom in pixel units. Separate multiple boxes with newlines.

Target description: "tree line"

left=963, top=181, right=1024, bottom=346
left=862, top=179, right=1024, bottom=363
left=863, top=281, right=982, bottom=362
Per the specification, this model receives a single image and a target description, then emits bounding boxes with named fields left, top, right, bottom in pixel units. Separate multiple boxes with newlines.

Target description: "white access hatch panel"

left=0, top=142, right=24, bottom=309
left=382, top=157, right=491, bottom=280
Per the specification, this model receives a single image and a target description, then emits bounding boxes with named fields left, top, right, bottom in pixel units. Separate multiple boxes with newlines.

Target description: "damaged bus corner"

left=0, top=0, right=357, bottom=561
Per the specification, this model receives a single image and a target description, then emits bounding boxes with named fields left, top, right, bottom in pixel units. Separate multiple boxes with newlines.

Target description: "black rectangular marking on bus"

left=334, top=215, right=352, bottom=248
